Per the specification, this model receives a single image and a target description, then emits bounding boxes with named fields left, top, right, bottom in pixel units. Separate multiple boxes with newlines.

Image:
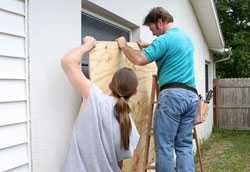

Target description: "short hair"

left=143, top=7, right=174, bottom=26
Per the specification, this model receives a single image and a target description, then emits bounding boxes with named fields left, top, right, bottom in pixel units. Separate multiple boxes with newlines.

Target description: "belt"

left=160, top=82, right=198, bottom=95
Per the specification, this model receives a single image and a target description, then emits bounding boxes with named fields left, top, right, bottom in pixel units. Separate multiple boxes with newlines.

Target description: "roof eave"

left=190, top=0, right=225, bottom=51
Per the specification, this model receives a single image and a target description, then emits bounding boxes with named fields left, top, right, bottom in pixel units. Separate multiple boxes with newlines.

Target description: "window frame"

left=81, top=11, right=132, bottom=78
left=205, top=61, right=210, bottom=93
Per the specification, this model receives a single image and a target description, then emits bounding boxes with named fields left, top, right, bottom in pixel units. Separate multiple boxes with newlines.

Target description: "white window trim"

left=205, top=60, right=212, bottom=94
left=81, top=9, right=132, bottom=41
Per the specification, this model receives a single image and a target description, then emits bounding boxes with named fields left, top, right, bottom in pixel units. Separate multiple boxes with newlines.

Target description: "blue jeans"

left=154, top=88, right=199, bottom=172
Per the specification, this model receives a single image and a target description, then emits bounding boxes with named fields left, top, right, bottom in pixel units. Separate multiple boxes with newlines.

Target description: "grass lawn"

left=196, top=128, right=250, bottom=172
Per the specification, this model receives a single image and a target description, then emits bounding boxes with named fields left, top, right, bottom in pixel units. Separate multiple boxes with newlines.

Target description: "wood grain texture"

left=89, top=41, right=157, bottom=172
left=214, top=78, right=250, bottom=130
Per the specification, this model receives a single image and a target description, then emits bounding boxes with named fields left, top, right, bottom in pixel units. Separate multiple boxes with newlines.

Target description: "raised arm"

left=116, top=37, right=149, bottom=66
left=61, top=36, right=96, bottom=98
left=137, top=40, right=150, bottom=49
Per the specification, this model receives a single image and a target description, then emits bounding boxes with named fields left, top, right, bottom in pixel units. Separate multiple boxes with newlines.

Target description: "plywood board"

left=89, top=41, right=157, bottom=172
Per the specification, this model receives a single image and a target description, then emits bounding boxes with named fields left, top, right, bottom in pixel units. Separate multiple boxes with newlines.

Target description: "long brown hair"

left=110, top=67, right=138, bottom=150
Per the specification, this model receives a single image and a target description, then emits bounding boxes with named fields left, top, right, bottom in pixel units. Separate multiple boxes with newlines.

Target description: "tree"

left=215, top=0, right=250, bottom=78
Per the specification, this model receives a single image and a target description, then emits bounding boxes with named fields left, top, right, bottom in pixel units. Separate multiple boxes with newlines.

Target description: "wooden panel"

left=0, top=102, right=27, bottom=126
left=0, top=34, right=25, bottom=57
left=0, top=0, right=25, bottom=15
left=0, top=123, right=27, bottom=149
left=0, top=10, right=25, bottom=36
left=89, top=42, right=157, bottom=172
left=0, top=57, right=26, bottom=79
left=0, top=144, right=28, bottom=172
left=0, top=80, right=26, bottom=102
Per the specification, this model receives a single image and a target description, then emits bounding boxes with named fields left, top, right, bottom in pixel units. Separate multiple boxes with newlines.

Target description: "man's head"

left=143, top=7, right=174, bottom=36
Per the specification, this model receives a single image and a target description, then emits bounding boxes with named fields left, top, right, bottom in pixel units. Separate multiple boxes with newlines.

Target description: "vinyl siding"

left=0, top=0, right=31, bottom=171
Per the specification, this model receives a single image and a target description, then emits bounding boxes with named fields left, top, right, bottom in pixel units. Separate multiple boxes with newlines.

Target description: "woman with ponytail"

left=61, top=36, right=139, bottom=172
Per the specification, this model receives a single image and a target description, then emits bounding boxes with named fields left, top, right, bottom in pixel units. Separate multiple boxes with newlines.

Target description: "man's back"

left=144, top=27, right=195, bottom=88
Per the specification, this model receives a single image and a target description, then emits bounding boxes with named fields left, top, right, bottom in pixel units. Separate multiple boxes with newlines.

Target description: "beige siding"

left=0, top=35, right=25, bottom=58
left=0, top=0, right=31, bottom=172
left=0, top=10, right=25, bottom=36
left=0, top=57, right=26, bottom=79
left=0, top=123, right=27, bottom=149
left=8, top=165, right=29, bottom=172
left=0, top=80, right=26, bottom=102
left=0, top=144, right=29, bottom=171
left=0, top=102, right=27, bottom=126
left=0, top=1, right=25, bottom=16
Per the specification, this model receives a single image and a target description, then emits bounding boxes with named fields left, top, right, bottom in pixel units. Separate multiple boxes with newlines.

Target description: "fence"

left=213, top=78, right=250, bottom=130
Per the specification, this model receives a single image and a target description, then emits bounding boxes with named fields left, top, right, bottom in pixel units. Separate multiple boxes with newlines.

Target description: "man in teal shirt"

left=117, top=7, right=198, bottom=172
left=144, top=27, right=195, bottom=88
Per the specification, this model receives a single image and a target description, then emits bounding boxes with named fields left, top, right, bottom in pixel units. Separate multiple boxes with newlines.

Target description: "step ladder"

left=143, top=75, right=204, bottom=172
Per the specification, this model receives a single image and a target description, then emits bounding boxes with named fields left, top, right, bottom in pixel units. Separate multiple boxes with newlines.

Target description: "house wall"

left=28, top=0, right=81, bottom=172
left=26, top=0, right=214, bottom=172
left=0, top=0, right=31, bottom=171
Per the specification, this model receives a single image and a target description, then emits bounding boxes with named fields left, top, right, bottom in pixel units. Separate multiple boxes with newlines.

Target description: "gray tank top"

left=63, top=85, right=140, bottom=172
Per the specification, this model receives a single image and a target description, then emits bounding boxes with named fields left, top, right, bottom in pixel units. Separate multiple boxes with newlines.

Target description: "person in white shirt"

left=61, top=36, right=140, bottom=172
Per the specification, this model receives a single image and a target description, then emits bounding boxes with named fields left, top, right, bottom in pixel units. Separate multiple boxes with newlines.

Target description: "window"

left=205, top=63, right=209, bottom=93
left=81, top=12, right=130, bottom=78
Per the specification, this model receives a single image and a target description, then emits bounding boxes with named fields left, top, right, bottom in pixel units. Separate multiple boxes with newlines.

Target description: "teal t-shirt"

left=144, top=27, right=196, bottom=88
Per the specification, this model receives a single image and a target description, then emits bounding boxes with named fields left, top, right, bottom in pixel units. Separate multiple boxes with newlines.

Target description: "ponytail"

left=110, top=67, right=138, bottom=150
left=114, top=97, right=132, bottom=150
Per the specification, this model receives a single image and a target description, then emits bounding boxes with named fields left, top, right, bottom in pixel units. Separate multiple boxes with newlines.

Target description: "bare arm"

left=61, top=36, right=96, bottom=98
left=117, top=37, right=149, bottom=66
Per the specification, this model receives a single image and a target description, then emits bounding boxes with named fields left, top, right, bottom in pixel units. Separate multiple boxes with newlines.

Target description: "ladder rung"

left=149, top=130, right=154, bottom=135
left=146, top=165, right=155, bottom=169
left=148, top=133, right=154, bottom=136
left=146, top=129, right=154, bottom=136
left=152, top=101, right=158, bottom=104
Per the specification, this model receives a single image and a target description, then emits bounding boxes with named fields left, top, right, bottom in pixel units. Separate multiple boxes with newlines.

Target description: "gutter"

left=210, top=0, right=225, bottom=48
left=210, top=47, right=232, bottom=63
left=209, top=0, right=232, bottom=64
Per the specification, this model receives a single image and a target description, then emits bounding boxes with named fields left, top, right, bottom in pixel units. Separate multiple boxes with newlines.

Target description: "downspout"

left=211, top=47, right=232, bottom=64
